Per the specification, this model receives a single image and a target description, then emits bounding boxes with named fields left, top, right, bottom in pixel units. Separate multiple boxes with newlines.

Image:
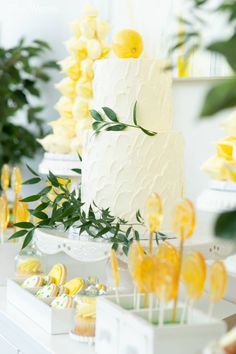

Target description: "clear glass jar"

left=15, top=242, right=45, bottom=277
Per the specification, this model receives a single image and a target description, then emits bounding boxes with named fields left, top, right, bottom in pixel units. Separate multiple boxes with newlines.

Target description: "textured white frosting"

left=82, top=130, right=184, bottom=231
left=92, top=59, right=173, bottom=132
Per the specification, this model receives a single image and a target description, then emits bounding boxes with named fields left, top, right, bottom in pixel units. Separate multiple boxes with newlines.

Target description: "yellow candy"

left=146, top=193, right=163, bottom=233
left=111, top=249, right=120, bottom=289
left=181, top=252, right=206, bottom=300
left=156, top=241, right=179, bottom=269
left=209, top=260, right=227, bottom=303
left=17, top=258, right=42, bottom=275
left=0, top=196, right=9, bottom=231
left=128, top=240, right=145, bottom=278
left=64, top=278, right=84, bottom=296
left=173, top=199, right=195, bottom=240
left=135, top=255, right=158, bottom=293
left=112, top=29, right=143, bottom=59
left=1, top=164, right=10, bottom=192
left=155, top=259, right=178, bottom=302
left=14, top=201, right=30, bottom=224
left=11, top=167, right=22, bottom=196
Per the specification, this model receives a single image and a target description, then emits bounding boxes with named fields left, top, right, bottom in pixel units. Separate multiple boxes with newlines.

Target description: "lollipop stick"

left=180, top=298, right=189, bottom=324
left=172, top=236, right=184, bottom=323
left=148, top=293, right=154, bottom=322
left=115, top=288, right=120, bottom=305
left=133, top=286, right=137, bottom=309
left=159, top=300, right=165, bottom=327
left=136, top=292, right=141, bottom=310
left=149, top=231, right=154, bottom=254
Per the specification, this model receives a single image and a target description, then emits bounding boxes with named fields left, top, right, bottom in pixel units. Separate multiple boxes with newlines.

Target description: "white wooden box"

left=96, top=294, right=226, bottom=354
left=0, top=242, right=21, bottom=285
left=7, top=279, right=75, bottom=334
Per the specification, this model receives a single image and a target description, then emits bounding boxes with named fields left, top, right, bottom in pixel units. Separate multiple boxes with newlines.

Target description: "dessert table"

left=0, top=285, right=235, bottom=354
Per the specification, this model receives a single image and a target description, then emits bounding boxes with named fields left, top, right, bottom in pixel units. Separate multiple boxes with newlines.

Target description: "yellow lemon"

left=112, top=29, right=143, bottom=59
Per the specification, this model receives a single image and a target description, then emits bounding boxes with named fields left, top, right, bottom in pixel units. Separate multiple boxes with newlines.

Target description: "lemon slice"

left=173, top=199, right=196, bottom=240
left=209, top=260, right=227, bottom=303
left=112, top=29, right=143, bottom=59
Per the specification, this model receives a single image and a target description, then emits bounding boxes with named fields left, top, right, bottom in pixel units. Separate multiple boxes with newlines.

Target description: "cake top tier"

left=92, top=59, right=173, bottom=132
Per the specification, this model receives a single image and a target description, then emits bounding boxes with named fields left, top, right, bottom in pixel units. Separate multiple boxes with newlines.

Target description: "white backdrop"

left=0, top=0, right=232, bottom=204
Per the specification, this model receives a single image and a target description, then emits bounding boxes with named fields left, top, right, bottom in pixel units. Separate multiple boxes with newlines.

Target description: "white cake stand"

left=39, top=152, right=81, bottom=178
left=197, top=180, right=236, bottom=213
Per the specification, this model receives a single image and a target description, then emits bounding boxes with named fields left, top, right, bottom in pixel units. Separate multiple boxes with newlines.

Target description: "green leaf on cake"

left=140, top=127, right=157, bottom=136
left=106, top=124, right=126, bottom=131
left=90, top=109, right=103, bottom=121
left=102, top=107, right=118, bottom=122
left=133, top=101, right=138, bottom=126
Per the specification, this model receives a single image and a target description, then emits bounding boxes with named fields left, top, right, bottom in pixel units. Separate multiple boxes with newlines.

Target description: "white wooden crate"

left=96, top=294, right=226, bottom=354
left=7, top=279, right=74, bottom=334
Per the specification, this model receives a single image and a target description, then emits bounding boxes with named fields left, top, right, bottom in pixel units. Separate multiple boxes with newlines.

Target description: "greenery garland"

left=10, top=166, right=167, bottom=254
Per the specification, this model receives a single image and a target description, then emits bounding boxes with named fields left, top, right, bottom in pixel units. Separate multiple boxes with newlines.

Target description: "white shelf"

left=34, top=228, right=112, bottom=262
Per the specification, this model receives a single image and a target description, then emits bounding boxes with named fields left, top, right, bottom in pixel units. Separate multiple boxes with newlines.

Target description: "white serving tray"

left=96, top=294, right=226, bottom=354
left=7, top=279, right=74, bottom=334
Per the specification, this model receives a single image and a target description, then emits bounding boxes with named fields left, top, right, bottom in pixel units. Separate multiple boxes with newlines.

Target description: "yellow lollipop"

left=181, top=252, right=206, bottom=300
left=128, top=240, right=145, bottom=278
left=1, top=164, right=10, bottom=196
left=172, top=198, right=196, bottom=322
left=11, top=167, right=22, bottom=196
left=156, top=241, right=179, bottom=269
left=111, top=249, right=120, bottom=303
left=134, top=255, right=158, bottom=294
left=209, top=260, right=227, bottom=303
left=146, top=193, right=163, bottom=254
left=14, top=201, right=30, bottom=224
left=0, top=196, right=9, bottom=243
left=155, top=259, right=178, bottom=303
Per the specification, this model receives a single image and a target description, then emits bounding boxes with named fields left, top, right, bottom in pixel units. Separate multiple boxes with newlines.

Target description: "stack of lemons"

left=39, top=5, right=110, bottom=154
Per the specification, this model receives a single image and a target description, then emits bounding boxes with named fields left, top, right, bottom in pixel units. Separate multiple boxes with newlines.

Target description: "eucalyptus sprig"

left=90, top=102, right=157, bottom=136
left=9, top=166, right=168, bottom=254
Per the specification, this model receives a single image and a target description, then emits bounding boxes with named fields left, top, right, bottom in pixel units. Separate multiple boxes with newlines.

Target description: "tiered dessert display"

left=38, top=5, right=110, bottom=177
left=198, top=110, right=236, bottom=212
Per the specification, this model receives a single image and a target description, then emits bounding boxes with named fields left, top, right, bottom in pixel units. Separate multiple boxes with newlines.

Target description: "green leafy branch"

left=90, top=102, right=157, bottom=136
left=9, top=166, right=168, bottom=254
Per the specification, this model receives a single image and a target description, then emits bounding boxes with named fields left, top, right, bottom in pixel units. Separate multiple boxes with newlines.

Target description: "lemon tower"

left=81, top=31, right=185, bottom=230
left=39, top=5, right=110, bottom=156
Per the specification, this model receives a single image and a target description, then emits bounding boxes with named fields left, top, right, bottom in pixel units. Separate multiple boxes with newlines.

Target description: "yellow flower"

left=65, top=38, right=87, bottom=60
left=73, top=99, right=90, bottom=119
left=55, top=77, right=76, bottom=99
left=76, top=118, right=92, bottom=137
left=81, top=59, right=94, bottom=80
left=202, top=156, right=236, bottom=182
left=96, top=20, right=110, bottom=40
left=221, top=111, right=236, bottom=136
left=100, top=43, right=111, bottom=59
left=80, top=17, right=96, bottom=39
left=49, top=118, right=76, bottom=139
left=70, top=20, right=81, bottom=38
left=87, top=39, right=102, bottom=60
left=216, top=136, right=236, bottom=162
left=76, top=80, right=93, bottom=99
left=37, top=134, right=72, bottom=154
left=55, top=97, right=73, bottom=119
left=59, top=56, right=81, bottom=81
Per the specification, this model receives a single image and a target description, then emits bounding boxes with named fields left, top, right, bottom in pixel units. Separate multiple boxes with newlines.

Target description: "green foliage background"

left=0, top=38, right=59, bottom=169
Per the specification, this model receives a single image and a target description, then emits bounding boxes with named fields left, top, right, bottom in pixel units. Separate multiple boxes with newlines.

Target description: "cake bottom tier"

left=82, top=129, right=184, bottom=231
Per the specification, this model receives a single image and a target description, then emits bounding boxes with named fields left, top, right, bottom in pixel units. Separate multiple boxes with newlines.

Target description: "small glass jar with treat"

left=15, top=243, right=44, bottom=278
left=72, top=277, right=107, bottom=341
